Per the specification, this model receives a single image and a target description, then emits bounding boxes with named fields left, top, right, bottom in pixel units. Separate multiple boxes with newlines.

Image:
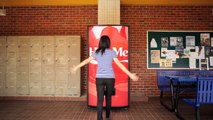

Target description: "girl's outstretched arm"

left=71, top=56, right=94, bottom=73
left=113, top=58, right=138, bottom=81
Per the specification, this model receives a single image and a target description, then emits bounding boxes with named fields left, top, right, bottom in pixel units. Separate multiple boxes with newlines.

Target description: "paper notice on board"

left=151, top=50, right=160, bottom=63
left=189, top=58, right=196, bottom=69
left=150, top=38, right=157, bottom=48
left=211, top=38, right=213, bottom=47
left=159, top=59, right=173, bottom=68
left=170, top=37, right=177, bottom=46
left=166, top=50, right=176, bottom=63
left=200, top=33, right=210, bottom=46
left=196, top=46, right=205, bottom=59
left=210, top=57, right=213, bottom=66
left=161, top=48, right=168, bottom=57
left=186, top=36, right=195, bottom=47
left=199, top=58, right=209, bottom=70
left=190, top=52, right=198, bottom=59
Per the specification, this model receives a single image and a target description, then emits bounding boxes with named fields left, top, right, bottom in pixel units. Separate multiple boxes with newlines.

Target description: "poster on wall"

left=88, top=25, right=129, bottom=108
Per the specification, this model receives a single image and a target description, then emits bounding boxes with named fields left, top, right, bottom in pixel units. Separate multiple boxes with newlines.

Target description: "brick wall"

left=121, top=5, right=213, bottom=96
left=0, top=5, right=213, bottom=97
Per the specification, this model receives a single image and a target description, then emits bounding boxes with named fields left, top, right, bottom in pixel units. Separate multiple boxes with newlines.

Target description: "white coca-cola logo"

left=89, top=47, right=128, bottom=57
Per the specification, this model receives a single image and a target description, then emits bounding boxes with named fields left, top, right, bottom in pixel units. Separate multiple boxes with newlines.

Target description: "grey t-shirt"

left=92, top=49, right=117, bottom=78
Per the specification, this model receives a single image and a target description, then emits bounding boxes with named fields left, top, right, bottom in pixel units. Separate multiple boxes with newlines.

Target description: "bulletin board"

left=147, top=31, right=213, bottom=69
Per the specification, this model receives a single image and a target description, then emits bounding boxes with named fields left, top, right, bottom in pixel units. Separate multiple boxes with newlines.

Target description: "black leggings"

left=96, top=78, right=115, bottom=120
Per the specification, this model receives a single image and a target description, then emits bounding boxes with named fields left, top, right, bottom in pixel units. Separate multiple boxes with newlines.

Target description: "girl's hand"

left=129, top=73, right=139, bottom=81
left=70, top=65, right=77, bottom=74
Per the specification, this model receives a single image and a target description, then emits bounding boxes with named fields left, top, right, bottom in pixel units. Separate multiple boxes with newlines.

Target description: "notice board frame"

left=147, top=30, right=213, bottom=69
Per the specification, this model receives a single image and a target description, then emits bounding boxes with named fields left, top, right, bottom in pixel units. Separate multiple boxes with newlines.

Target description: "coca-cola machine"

left=88, top=25, right=129, bottom=108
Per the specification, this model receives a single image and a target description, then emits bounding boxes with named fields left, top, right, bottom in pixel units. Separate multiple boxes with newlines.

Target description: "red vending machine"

left=88, top=25, right=129, bottom=108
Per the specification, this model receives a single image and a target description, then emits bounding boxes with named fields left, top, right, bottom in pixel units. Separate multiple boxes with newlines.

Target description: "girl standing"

left=71, top=35, right=138, bottom=120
